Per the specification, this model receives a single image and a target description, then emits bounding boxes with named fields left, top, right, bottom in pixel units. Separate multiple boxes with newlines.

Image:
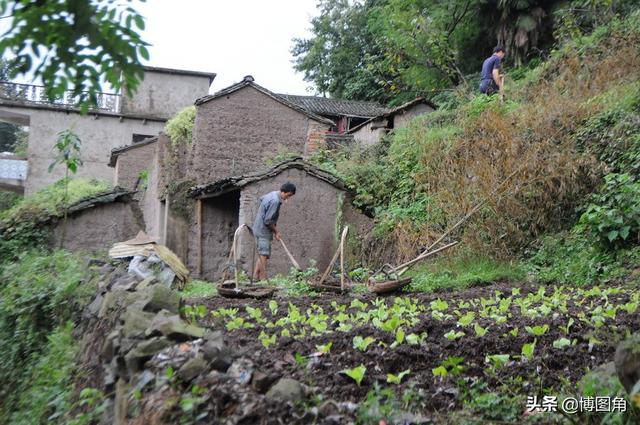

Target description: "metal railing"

left=0, top=81, right=121, bottom=113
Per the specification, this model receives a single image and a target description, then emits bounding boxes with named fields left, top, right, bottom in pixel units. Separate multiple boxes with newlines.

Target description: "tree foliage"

left=0, top=0, right=149, bottom=110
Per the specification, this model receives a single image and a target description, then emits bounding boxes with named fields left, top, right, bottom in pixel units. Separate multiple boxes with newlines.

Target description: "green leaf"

left=552, top=338, right=571, bottom=349
left=316, top=342, right=332, bottom=354
left=521, top=340, right=536, bottom=360
left=485, top=354, right=510, bottom=368
left=474, top=323, right=488, bottom=337
left=386, top=369, right=411, bottom=384
left=607, top=230, right=619, bottom=241
left=353, top=335, right=376, bottom=351
left=341, top=364, right=366, bottom=386
left=432, top=366, right=448, bottom=377
left=444, top=330, right=465, bottom=340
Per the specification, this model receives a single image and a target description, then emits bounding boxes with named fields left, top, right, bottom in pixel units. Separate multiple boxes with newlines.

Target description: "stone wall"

left=351, top=118, right=388, bottom=147
left=393, top=102, right=434, bottom=129
left=188, top=86, right=330, bottom=185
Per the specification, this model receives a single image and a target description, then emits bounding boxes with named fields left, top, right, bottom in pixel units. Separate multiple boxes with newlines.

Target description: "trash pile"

left=108, top=231, right=189, bottom=289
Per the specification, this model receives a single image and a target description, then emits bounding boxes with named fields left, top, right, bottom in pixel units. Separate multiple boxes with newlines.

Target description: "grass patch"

left=0, top=250, right=95, bottom=421
left=180, top=279, right=218, bottom=298
left=408, top=255, right=526, bottom=293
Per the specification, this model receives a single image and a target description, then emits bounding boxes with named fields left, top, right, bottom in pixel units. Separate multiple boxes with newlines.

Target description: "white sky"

left=136, top=0, right=320, bottom=95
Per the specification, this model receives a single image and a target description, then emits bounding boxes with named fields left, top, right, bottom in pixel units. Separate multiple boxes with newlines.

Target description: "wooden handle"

left=279, top=238, right=301, bottom=270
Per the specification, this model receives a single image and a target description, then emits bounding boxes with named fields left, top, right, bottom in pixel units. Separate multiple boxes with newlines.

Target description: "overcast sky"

left=136, top=0, right=319, bottom=95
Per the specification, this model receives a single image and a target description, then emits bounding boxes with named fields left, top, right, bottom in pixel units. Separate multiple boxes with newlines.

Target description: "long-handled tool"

left=317, top=226, right=349, bottom=291
left=278, top=237, right=301, bottom=270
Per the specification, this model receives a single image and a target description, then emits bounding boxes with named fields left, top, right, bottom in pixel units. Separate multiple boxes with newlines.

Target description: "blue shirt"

left=481, top=55, right=501, bottom=81
left=253, top=191, right=282, bottom=239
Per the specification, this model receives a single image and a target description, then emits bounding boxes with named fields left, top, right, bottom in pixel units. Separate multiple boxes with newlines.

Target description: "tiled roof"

left=348, top=97, right=437, bottom=133
left=189, top=157, right=347, bottom=199
left=277, top=94, right=390, bottom=118
left=195, top=76, right=335, bottom=126
left=108, top=136, right=158, bottom=167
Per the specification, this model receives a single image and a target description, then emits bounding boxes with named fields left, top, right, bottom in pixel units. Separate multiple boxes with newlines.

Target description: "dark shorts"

left=479, top=79, right=500, bottom=95
left=256, top=237, right=272, bottom=257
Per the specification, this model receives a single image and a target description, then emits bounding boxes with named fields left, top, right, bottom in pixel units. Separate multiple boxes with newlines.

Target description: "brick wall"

left=114, top=141, right=158, bottom=190
left=188, top=86, right=331, bottom=184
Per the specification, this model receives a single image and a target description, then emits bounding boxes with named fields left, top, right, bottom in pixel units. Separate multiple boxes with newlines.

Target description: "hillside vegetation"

left=313, top=11, right=640, bottom=289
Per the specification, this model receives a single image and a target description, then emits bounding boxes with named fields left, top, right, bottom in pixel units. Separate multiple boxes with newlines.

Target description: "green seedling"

left=353, top=335, right=376, bottom=351
left=562, top=318, right=574, bottom=335
left=259, top=331, right=276, bottom=348
left=431, top=299, right=449, bottom=312
left=350, top=299, right=368, bottom=310
left=316, top=342, right=332, bottom=354
left=226, top=317, right=252, bottom=330
left=525, top=324, right=549, bottom=336
left=474, top=323, right=489, bottom=337
left=552, top=338, right=571, bottom=349
left=183, top=304, right=207, bottom=322
left=387, top=369, right=411, bottom=384
left=380, top=316, right=402, bottom=333
left=341, top=364, right=366, bottom=386
left=485, top=354, right=510, bottom=369
left=294, top=352, right=308, bottom=367
left=246, top=306, right=265, bottom=323
left=444, top=330, right=465, bottom=340
left=509, top=327, right=519, bottom=337
left=406, top=333, right=426, bottom=345
left=337, top=322, right=353, bottom=332
left=281, top=328, right=290, bottom=337
left=521, top=340, right=536, bottom=360
left=432, top=366, right=448, bottom=377
left=268, top=300, right=278, bottom=315
left=457, top=312, right=475, bottom=327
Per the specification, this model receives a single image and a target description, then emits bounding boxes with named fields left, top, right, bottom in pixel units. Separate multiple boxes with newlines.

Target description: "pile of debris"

left=82, top=233, right=355, bottom=424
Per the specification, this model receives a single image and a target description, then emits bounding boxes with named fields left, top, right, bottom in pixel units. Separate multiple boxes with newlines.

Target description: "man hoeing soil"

left=252, top=182, right=296, bottom=280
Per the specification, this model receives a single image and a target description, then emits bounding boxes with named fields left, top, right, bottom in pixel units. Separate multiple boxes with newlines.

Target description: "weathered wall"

left=121, top=70, right=211, bottom=118
left=189, top=86, right=330, bottom=185
left=393, top=103, right=434, bottom=129
left=52, top=201, right=143, bottom=252
left=114, top=141, right=158, bottom=190
left=235, top=168, right=341, bottom=277
left=351, top=118, right=388, bottom=146
left=0, top=105, right=165, bottom=194
left=305, top=120, right=329, bottom=154
left=200, top=192, right=240, bottom=281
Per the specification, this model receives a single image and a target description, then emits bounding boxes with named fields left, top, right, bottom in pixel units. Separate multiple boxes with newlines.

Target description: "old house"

left=188, top=158, right=369, bottom=280
left=0, top=66, right=215, bottom=194
left=349, top=97, right=436, bottom=146
left=108, top=76, right=374, bottom=279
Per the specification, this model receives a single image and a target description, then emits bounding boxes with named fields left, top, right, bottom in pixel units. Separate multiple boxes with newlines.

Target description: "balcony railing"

left=0, top=82, right=121, bottom=113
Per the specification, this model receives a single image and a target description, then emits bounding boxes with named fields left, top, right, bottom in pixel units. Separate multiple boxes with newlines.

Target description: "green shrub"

left=0, top=178, right=110, bottom=260
left=578, top=173, right=640, bottom=248
left=0, top=250, right=94, bottom=421
left=165, top=105, right=196, bottom=146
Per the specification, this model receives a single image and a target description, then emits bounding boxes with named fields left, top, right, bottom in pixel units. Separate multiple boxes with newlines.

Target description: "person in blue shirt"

left=252, top=182, right=296, bottom=280
left=480, top=45, right=506, bottom=95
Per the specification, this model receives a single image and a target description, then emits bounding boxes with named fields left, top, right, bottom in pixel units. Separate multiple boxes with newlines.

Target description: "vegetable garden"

left=182, top=281, right=640, bottom=423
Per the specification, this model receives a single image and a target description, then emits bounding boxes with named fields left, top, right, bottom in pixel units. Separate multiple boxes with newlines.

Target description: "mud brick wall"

left=188, top=86, right=330, bottom=185
left=235, top=168, right=341, bottom=277
left=53, top=201, right=143, bottom=252
left=114, top=141, right=158, bottom=190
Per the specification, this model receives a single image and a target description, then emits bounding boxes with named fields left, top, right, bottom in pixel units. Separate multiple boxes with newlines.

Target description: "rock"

left=265, top=378, right=304, bottom=402
left=134, top=370, right=156, bottom=391
left=114, top=379, right=129, bottom=425
left=102, top=329, right=121, bottom=361
left=98, top=290, right=130, bottom=317
left=122, top=306, right=156, bottom=339
left=146, top=310, right=204, bottom=341
left=251, top=371, right=275, bottom=393
left=141, top=286, right=181, bottom=314
left=133, top=336, right=172, bottom=357
left=178, top=355, right=208, bottom=382
left=97, top=263, right=115, bottom=275
left=111, top=275, right=139, bottom=291
left=203, top=329, right=225, bottom=348
left=615, top=333, right=640, bottom=393
left=124, top=337, right=172, bottom=376
left=136, top=276, right=156, bottom=290
left=205, top=346, right=234, bottom=372
left=318, top=400, right=340, bottom=417
left=228, top=358, right=254, bottom=385
left=86, top=293, right=105, bottom=317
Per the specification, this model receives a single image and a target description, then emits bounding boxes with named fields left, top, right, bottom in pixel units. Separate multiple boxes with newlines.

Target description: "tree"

left=0, top=0, right=149, bottom=111
left=291, top=0, right=393, bottom=102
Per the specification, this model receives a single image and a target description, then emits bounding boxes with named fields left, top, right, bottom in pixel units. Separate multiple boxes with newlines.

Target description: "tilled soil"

left=180, top=281, right=639, bottom=424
